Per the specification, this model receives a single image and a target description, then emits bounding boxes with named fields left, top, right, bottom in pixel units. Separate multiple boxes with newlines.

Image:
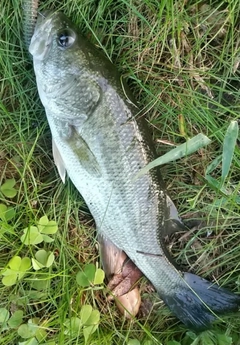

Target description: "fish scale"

left=28, top=10, right=240, bottom=330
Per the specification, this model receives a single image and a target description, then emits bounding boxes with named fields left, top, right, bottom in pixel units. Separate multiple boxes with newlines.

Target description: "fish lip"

left=28, top=14, right=54, bottom=60
left=29, top=11, right=64, bottom=60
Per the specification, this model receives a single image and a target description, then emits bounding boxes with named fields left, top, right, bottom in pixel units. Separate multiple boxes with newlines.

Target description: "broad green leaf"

left=35, top=250, right=48, bottom=264
left=32, top=250, right=55, bottom=270
left=0, top=223, right=14, bottom=237
left=8, top=256, right=31, bottom=272
left=84, top=264, right=95, bottom=283
left=84, top=309, right=100, bottom=326
left=93, top=268, right=105, bottom=285
left=46, top=252, right=54, bottom=267
left=185, top=331, right=197, bottom=340
left=166, top=341, right=181, bottom=345
left=4, top=207, right=15, bottom=221
left=27, top=291, right=47, bottom=300
left=222, top=120, right=238, bottom=182
left=38, top=215, right=48, bottom=226
left=31, top=279, right=49, bottom=291
left=76, top=264, right=96, bottom=287
left=135, top=133, right=211, bottom=179
left=83, top=324, right=98, bottom=344
left=216, top=333, right=232, bottom=345
left=18, top=323, right=37, bottom=339
left=0, top=204, right=7, bottom=219
left=9, top=256, right=22, bottom=270
left=127, top=340, right=141, bottom=345
left=0, top=204, right=15, bottom=221
left=18, top=320, right=39, bottom=339
left=42, top=234, right=54, bottom=243
left=0, top=179, right=17, bottom=198
left=8, top=310, right=23, bottom=328
left=35, top=327, right=47, bottom=342
left=76, top=271, right=91, bottom=287
left=2, top=273, right=17, bottom=286
left=8, top=294, right=29, bottom=307
left=2, top=268, right=15, bottom=276
left=32, top=259, right=45, bottom=271
left=21, top=227, right=43, bottom=245
left=18, top=266, right=31, bottom=280
left=20, top=257, right=31, bottom=271
left=0, top=308, right=10, bottom=323
left=81, top=307, right=100, bottom=342
left=2, top=257, right=31, bottom=286
left=64, top=317, right=82, bottom=336
left=199, top=331, right=215, bottom=344
left=80, top=305, right=93, bottom=325
left=38, top=216, right=58, bottom=234
left=43, top=220, right=58, bottom=234
left=19, top=338, right=38, bottom=345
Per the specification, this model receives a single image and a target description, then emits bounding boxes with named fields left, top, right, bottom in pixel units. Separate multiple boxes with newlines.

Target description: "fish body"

left=29, top=11, right=240, bottom=330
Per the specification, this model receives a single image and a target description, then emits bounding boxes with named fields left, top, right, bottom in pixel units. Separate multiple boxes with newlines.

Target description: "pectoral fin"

left=52, top=138, right=66, bottom=183
left=69, top=127, right=101, bottom=177
left=47, top=112, right=100, bottom=179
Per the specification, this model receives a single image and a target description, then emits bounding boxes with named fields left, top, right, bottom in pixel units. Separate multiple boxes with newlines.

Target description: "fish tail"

left=162, top=272, right=240, bottom=330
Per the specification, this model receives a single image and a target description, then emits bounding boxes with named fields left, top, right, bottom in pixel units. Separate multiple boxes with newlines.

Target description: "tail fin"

left=162, top=272, right=240, bottom=330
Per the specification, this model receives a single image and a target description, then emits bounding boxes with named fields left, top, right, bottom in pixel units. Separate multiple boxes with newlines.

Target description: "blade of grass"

left=135, top=133, right=211, bottom=179
left=221, top=120, right=238, bottom=183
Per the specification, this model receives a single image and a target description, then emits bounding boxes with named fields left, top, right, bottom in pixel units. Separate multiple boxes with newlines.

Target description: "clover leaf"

left=76, top=264, right=105, bottom=288
left=21, top=216, right=58, bottom=245
left=64, top=305, right=100, bottom=343
left=0, top=307, right=10, bottom=330
left=0, top=179, right=17, bottom=198
left=0, top=204, right=15, bottom=222
left=1, top=256, right=31, bottom=286
left=32, top=250, right=55, bottom=271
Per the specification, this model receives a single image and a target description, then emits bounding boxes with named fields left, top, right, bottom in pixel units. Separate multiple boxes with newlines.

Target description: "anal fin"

left=163, top=195, right=187, bottom=236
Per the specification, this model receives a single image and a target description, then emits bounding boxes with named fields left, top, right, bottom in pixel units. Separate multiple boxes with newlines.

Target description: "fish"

left=28, top=10, right=240, bottom=330
left=22, top=0, right=142, bottom=316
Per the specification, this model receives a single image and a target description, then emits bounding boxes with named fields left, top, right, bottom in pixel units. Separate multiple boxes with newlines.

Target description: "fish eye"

left=57, top=29, right=76, bottom=48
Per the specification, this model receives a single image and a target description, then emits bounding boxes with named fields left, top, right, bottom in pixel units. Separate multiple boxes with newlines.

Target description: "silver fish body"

left=29, top=11, right=240, bottom=330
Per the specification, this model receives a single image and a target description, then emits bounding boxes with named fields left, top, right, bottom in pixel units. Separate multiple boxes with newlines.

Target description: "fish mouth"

left=29, top=11, right=63, bottom=60
left=29, top=11, right=54, bottom=60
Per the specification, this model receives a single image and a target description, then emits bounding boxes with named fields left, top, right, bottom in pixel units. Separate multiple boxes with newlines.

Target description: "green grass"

left=1, top=0, right=240, bottom=344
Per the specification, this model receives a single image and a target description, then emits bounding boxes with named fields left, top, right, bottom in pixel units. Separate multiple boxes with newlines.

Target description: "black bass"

left=28, top=11, right=240, bottom=330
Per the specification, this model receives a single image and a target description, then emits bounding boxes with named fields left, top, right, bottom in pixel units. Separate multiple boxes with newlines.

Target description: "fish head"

left=29, top=11, right=80, bottom=62
left=29, top=11, right=102, bottom=124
